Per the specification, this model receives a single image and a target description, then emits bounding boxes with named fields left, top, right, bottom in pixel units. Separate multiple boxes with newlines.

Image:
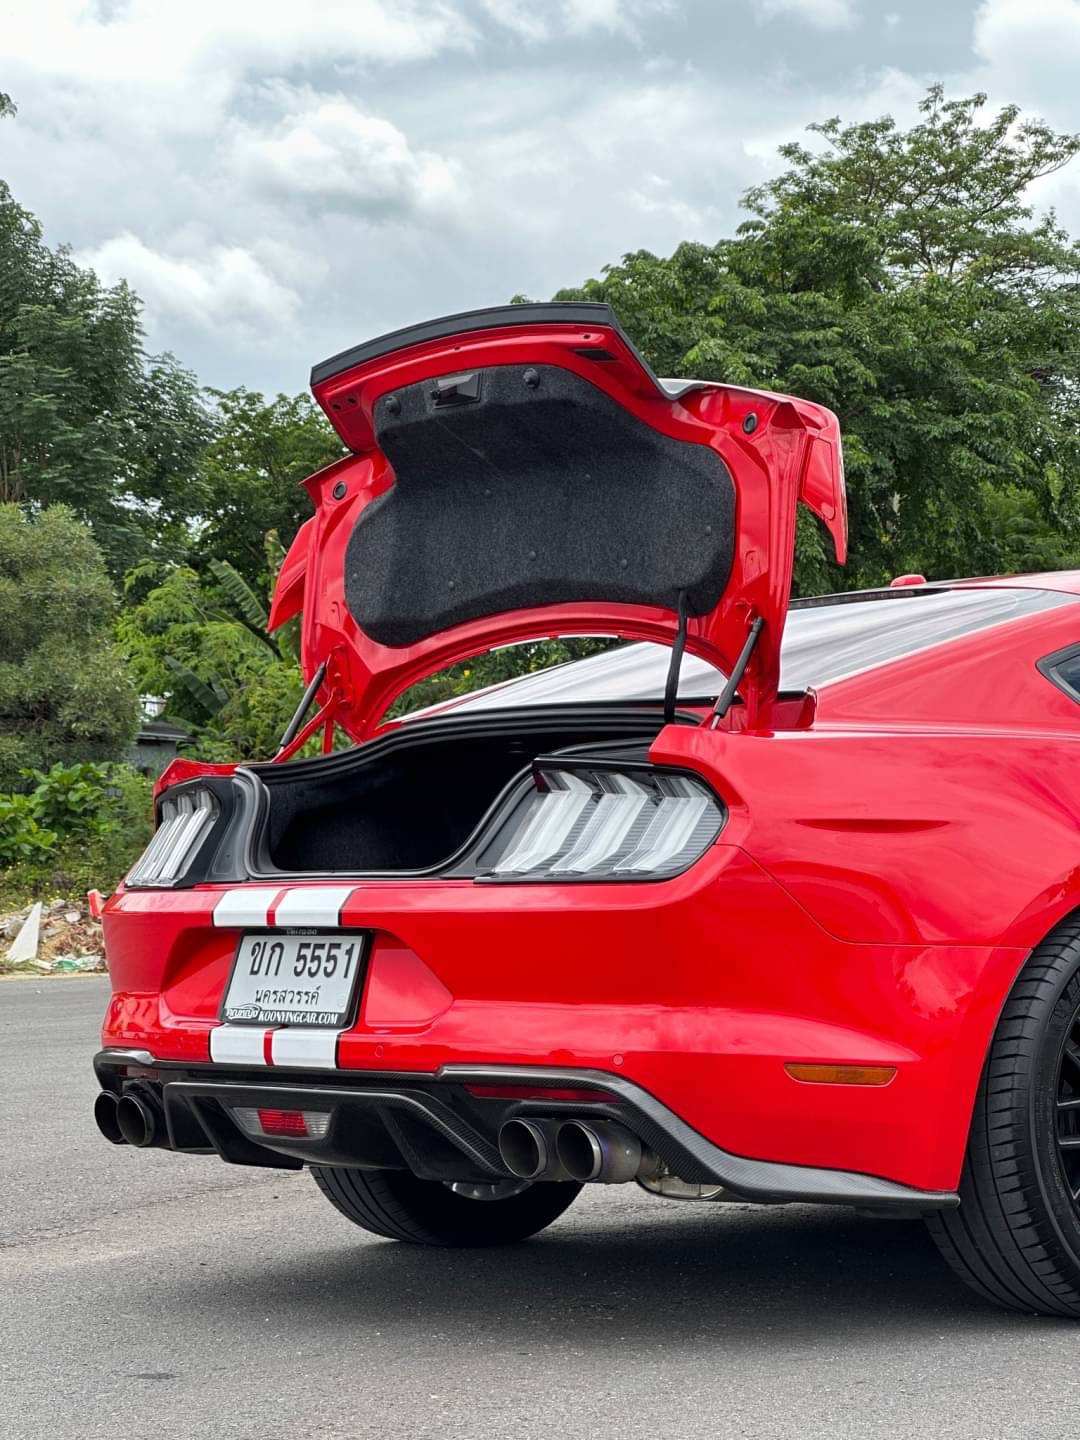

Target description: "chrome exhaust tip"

left=556, top=1119, right=642, bottom=1184
left=115, top=1090, right=162, bottom=1148
left=498, top=1118, right=573, bottom=1181
left=93, top=1091, right=126, bottom=1146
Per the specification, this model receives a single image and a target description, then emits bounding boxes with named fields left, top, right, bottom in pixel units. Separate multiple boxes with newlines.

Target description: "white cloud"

left=6, top=0, right=1080, bottom=398
left=973, top=0, right=1080, bottom=111
left=479, top=0, right=554, bottom=40
left=561, top=0, right=664, bottom=34
left=229, top=94, right=465, bottom=222
left=0, top=1, right=474, bottom=139
left=75, top=234, right=302, bottom=346
left=750, top=0, right=860, bottom=30
left=964, top=1, right=1080, bottom=233
left=480, top=0, right=670, bottom=42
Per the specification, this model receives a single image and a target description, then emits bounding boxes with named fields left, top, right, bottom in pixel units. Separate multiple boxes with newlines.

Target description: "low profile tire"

left=310, top=1166, right=582, bottom=1246
left=926, top=916, right=1080, bottom=1317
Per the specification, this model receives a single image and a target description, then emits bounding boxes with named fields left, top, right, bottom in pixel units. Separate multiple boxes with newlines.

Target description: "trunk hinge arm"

left=662, top=591, right=690, bottom=727
left=273, top=659, right=339, bottom=763
left=708, top=615, right=765, bottom=727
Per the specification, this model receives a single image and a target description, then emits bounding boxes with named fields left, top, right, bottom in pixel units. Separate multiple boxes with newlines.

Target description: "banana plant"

left=161, top=537, right=300, bottom=725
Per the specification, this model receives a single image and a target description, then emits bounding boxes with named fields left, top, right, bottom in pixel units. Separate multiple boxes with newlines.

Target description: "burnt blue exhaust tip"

left=93, top=1091, right=126, bottom=1146
left=556, top=1119, right=643, bottom=1184
left=116, top=1091, right=161, bottom=1148
left=498, top=1118, right=573, bottom=1182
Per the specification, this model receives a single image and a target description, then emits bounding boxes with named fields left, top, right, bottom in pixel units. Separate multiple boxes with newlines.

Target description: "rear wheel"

left=311, top=1166, right=582, bottom=1246
left=926, top=917, right=1080, bottom=1317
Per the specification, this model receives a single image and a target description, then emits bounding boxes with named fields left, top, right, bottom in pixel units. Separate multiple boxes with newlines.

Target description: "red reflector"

left=257, top=1108, right=309, bottom=1136
left=464, top=1084, right=617, bottom=1103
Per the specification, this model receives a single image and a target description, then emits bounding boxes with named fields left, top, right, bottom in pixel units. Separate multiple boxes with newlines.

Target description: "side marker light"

left=784, top=1064, right=897, bottom=1087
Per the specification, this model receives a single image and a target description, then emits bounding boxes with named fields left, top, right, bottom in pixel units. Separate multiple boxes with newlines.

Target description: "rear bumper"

left=99, top=848, right=1028, bottom=1194
left=93, top=1049, right=957, bottom=1211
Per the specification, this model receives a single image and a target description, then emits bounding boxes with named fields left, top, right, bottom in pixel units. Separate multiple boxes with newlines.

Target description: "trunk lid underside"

left=270, top=302, right=847, bottom=740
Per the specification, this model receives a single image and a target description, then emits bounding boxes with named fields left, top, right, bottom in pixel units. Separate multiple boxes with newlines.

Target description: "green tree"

left=553, top=88, right=1080, bottom=589
left=193, top=388, right=343, bottom=587
left=0, top=178, right=211, bottom=576
left=118, top=544, right=306, bottom=761
left=0, top=505, right=139, bottom=789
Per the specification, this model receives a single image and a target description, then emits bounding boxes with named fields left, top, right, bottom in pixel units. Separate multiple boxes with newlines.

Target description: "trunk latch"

left=431, top=371, right=482, bottom=408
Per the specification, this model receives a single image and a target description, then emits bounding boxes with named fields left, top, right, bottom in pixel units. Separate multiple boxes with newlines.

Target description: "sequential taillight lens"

left=126, top=787, right=219, bottom=888
left=479, top=765, right=724, bottom=881
left=231, top=1107, right=332, bottom=1139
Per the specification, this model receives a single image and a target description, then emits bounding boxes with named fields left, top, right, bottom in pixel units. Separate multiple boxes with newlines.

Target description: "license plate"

left=221, top=932, right=368, bottom=1027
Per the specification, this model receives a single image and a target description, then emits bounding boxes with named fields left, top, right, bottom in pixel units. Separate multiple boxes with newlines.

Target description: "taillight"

left=477, top=765, right=724, bottom=881
left=125, top=786, right=219, bottom=888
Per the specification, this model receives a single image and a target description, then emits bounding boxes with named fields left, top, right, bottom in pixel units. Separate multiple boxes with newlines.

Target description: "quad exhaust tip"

left=116, top=1091, right=161, bottom=1148
left=498, top=1118, right=573, bottom=1182
left=498, top=1115, right=645, bottom=1185
left=556, top=1119, right=642, bottom=1184
left=95, top=1088, right=164, bottom=1148
left=93, top=1091, right=126, bottom=1146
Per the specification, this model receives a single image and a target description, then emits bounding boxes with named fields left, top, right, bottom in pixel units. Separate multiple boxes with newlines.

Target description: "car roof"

left=403, top=578, right=1080, bottom=717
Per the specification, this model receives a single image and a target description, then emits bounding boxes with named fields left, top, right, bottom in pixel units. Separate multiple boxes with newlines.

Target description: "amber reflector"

left=784, top=1063, right=896, bottom=1087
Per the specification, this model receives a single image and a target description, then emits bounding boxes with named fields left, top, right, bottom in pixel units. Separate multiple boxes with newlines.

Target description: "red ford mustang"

left=94, top=304, right=1080, bottom=1317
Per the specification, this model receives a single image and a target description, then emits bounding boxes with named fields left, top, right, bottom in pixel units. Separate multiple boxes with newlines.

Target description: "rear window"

left=442, top=587, right=1077, bottom=712
left=1038, top=644, right=1080, bottom=705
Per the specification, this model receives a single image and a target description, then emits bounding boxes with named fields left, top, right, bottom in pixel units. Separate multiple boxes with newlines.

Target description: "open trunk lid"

left=270, top=302, right=846, bottom=741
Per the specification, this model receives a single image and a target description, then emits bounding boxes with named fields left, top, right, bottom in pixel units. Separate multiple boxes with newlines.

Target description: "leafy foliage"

left=23, top=761, right=116, bottom=837
left=6, top=83, right=1080, bottom=828
left=193, top=389, right=343, bottom=587
left=553, top=87, right=1080, bottom=589
left=0, top=761, right=153, bottom=894
left=0, top=184, right=211, bottom=577
left=118, top=553, right=307, bottom=760
left=0, top=505, right=139, bottom=790
left=0, top=792, right=56, bottom=864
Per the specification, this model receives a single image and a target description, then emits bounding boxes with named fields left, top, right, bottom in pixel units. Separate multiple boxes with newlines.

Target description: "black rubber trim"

left=311, top=302, right=661, bottom=389
left=790, top=585, right=951, bottom=610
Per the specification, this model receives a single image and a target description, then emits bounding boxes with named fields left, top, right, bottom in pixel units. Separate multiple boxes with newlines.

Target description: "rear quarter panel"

left=646, top=602, right=1080, bottom=1188
left=651, top=600, right=1080, bottom=949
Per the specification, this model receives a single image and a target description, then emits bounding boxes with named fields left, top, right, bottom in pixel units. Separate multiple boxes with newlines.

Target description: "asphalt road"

left=3, top=980, right=1079, bottom=1440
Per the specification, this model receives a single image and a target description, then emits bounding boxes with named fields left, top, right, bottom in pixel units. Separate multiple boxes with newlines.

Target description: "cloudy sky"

left=2, top=0, right=1079, bottom=395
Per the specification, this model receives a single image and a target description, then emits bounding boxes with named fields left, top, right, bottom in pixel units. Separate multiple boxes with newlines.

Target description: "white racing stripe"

left=273, top=886, right=356, bottom=928
left=212, top=887, right=281, bottom=928
left=210, top=885, right=360, bottom=1068
left=209, top=1024, right=269, bottom=1065
left=270, top=1028, right=339, bottom=1069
